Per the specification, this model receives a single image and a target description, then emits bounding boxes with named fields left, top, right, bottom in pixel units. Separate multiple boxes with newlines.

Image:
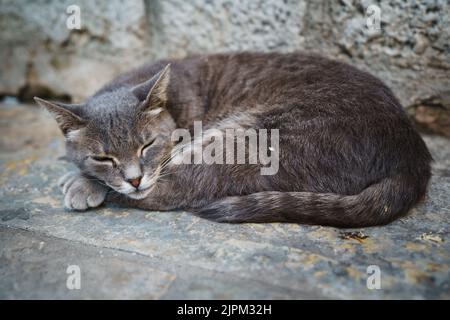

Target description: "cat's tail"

left=194, top=174, right=429, bottom=227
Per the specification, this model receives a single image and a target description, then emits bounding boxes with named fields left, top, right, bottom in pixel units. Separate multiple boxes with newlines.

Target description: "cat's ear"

left=34, top=97, right=86, bottom=135
left=131, top=64, right=171, bottom=114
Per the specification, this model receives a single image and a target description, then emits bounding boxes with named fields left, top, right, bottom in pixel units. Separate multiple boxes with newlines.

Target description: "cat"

left=35, top=51, right=432, bottom=227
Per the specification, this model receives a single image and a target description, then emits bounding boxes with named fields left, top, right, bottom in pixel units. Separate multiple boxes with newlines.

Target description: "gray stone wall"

left=0, top=0, right=448, bottom=132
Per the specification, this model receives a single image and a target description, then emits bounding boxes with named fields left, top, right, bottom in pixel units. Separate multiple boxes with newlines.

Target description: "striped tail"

left=194, top=173, right=429, bottom=228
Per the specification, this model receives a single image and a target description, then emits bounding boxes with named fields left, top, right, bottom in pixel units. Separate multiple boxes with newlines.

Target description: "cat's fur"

left=35, top=52, right=432, bottom=227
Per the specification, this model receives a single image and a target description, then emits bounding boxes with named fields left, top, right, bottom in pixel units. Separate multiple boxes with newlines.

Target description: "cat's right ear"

left=34, top=97, right=86, bottom=136
left=131, top=64, right=171, bottom=115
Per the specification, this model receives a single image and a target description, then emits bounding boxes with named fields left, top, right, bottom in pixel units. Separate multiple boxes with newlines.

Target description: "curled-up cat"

left=35, top=52, right=431, bottom=227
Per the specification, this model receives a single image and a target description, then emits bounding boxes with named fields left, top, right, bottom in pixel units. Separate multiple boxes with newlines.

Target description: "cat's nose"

left=128, top=177, right=142, bottom=188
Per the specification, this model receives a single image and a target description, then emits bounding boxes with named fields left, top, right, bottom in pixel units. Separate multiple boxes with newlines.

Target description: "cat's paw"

left=59, top=172, right=108, bottom=211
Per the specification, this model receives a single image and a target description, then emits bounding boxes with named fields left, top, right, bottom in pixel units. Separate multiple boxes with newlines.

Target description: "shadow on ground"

left=0, top=103, right=449, bottom=299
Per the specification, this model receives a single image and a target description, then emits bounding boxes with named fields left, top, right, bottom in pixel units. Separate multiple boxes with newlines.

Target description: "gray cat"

left=35, top=52, right=431, bottom=227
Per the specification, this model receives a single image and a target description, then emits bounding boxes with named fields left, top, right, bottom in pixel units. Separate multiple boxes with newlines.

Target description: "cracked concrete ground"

left=0, top=102, right=449, bottom=299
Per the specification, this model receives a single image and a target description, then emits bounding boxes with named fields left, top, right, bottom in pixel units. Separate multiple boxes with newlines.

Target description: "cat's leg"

left=58, top=171, right=109, bottom=210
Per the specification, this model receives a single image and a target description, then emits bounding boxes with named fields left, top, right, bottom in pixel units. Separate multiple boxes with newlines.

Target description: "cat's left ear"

left=34, top=97, right=86, bottom=136
left=132, top=64, right=171, bottom=115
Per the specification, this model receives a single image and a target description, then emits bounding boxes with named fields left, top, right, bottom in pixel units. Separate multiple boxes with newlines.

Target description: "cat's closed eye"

left=90, top=156, right=116, bottom=166
left=140, top=138, right=156, bottom=157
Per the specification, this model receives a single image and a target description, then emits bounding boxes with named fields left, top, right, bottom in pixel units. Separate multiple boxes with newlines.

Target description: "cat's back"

left=201, top=51, right=404, bottom=118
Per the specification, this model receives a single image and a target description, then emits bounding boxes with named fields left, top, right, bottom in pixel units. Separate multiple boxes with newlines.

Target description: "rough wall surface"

left=0, top=0, right=449, bottom=130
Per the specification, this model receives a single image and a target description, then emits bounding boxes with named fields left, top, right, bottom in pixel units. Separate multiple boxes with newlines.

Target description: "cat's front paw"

left=58, top=172, right=108, bottom=211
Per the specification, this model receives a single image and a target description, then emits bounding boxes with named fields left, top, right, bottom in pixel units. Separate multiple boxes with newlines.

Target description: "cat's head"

left=35, top=64, right=176, bottom=200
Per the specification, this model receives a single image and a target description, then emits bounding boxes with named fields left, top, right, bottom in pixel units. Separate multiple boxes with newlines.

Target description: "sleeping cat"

left=35, top=52, right=432, bottom=227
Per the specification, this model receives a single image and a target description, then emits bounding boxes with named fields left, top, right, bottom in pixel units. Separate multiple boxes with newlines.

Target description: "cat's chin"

left=125, top=187, right=152, bottom=200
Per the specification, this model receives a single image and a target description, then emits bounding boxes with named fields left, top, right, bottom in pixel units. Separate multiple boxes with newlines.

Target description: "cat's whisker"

left=154, top=171, right=179, bottom=179
left=158, top=143, right=195, bottom=170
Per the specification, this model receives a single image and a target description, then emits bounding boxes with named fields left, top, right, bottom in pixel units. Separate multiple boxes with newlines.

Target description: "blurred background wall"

left=0, top=0, right=449, bottom=135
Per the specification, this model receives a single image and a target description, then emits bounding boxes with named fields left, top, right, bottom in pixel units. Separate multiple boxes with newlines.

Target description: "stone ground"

left=0, top=102, right=449, bottom=299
